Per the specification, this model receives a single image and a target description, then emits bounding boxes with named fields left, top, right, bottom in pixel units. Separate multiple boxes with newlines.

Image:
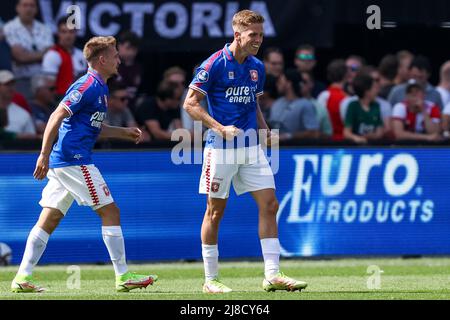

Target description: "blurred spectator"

left=317, top=59, right=348, bottom=141
left=388, top=55, right=443, bottom=109
left=42, top=16, right=87, bottom=98
left=436, top=61, right=450, bottom=107
left=340, top=66, right=392, bottom=133
left=3, top=0, right=54, bottom=100
left=135, top=81, right=182, bottom=141
left=163, top=66, right=187, bottom=98
left=392, top=81, right=441, bottom=142
left=0, top=70, right=36, bottom=136
left=104, top=81, right=138, bottom=128
left=259, top=74, right=278, bottom=122
left=29, top=74, right=55, bottom=134
left=116, top=31, right=142, bottom=111
left=293, top=44, right=325, bottom=97
left=442, top=104, right=450, bottom=138
left=164, top=65, right=202, bottom=134
left=0, top=18, right=12, bottom=71
left=0, top=101, right=14, bottom=140
left=344, top=55, right=366, bottom=95
left=378, top=54, right=399, bottom=99
left=12, top=92, right=31, bottom=113
left=300, top=71, right=332, bottom=138
left=395, top=50, right=414, bottom=84
left=263, top=47, right=284, bottom=78
left=269, top=69, right=319, bottom=140
left=343, top=72, right=384, bottom=144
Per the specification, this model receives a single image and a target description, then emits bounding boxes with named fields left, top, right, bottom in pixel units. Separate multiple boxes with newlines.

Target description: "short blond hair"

left=83, top=36, right=117, bottom=63
left=232, top=10, right=264, bottom=32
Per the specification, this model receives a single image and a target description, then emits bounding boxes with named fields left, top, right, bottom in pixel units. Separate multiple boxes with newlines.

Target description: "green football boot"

left=11, top=274, right=46, bottom=293
left=203, top=278, right=233, bottom=293
left=263, top=272, right=307, bottom=292
left=116, top=272, right=158, bottom=292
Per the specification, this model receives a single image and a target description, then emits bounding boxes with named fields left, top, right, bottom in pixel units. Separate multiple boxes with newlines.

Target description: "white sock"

left=17, top=226, right=49, bottom=276
left=102, top=226, right=128, bottom=276
left=261, top=238, right=280, bottom=279
left=202, top=244, right=219, bottom=281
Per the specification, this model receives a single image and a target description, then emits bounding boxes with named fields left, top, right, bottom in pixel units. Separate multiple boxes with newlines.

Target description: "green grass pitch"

left=1, top=258, right=450, bottom=300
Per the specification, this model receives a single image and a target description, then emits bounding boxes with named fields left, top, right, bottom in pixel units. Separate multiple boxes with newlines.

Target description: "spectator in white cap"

left=3, top=0, right=53, bottom=100
left=0, top=70, right=36, bottom=137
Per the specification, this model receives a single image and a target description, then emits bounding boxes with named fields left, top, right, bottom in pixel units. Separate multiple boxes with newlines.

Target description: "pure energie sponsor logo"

left=225, top=86, right=257, bottom=104
left=90, top=111, right=106, bottom=128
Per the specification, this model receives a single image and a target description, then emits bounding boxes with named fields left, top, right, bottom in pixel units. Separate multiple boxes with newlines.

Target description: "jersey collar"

left=223, top=43, right=250, bottom=64
left=88, top=68, right=106, bottom=86
left=223, top=43, right=234, bottom=62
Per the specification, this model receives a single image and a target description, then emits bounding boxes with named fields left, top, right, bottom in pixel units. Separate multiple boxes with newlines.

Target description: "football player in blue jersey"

left=184, top=10, right=308, bottom=293
left=11, top=36, right=157, bottom=293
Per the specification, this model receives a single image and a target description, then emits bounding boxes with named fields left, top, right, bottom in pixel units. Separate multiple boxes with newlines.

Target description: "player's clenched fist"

left=220, top=125, right=241, bottom=140
left=124, top=127, right=143, bottom=144
left=262, top=130, right=279, bottom=147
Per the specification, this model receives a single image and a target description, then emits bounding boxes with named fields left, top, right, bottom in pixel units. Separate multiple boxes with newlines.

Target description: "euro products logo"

left=277, top=152, right=433, bottom=225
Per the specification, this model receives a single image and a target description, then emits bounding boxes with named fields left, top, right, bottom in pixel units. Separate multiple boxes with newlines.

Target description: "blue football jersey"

left=189, top=44, right=265, bottom=148
left=49, top=68, right=108, bottom=168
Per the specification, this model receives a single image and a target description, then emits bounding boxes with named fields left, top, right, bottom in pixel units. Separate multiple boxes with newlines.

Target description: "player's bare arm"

left=184, top=88, right=241, bottom=140
left=257, top=97, right=278, bottom=146
left=33, top=104, right=70, bottom=180
left=256, top=99, right=269, bottom=131
left=99, top=123, right=142, bottom=144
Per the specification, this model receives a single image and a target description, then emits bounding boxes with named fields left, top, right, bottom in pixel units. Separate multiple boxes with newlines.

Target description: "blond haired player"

left=11, top=36, right=157, bottom=293
left=184, top=10, right=308, bottom=293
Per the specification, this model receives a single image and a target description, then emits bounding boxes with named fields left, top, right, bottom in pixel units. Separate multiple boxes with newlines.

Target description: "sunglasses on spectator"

left=46, top=86, right=56, bottom=91
left=297, top=53, right=315, bottom=61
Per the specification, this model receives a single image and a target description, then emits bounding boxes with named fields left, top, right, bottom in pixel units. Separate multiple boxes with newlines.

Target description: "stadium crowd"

left=2, top=0, right=450, bottom=146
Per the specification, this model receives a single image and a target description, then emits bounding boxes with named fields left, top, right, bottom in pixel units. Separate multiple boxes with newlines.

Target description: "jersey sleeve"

left=42, top=50, right=61, bottom=75
left=188, top=55, right=221, bottom=96
left=391, top=103, right=407, bottom=121
left=430, top=105, right=441, bottom=123
left=3, top=23, right=21, bottom=47
left=443, top=102, right=450, bottom=116
left=256, top=63, right=266, bottom=97
left=301, top=101, right=319, bottom=130
left=60, top=80, right=96, bottom=117
left=344, top=101, right=356, bottom=127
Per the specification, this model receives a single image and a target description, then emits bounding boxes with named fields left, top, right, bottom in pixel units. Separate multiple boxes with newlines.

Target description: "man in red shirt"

left=392, top=81, right=442, bottom=141
left=42, top=17, right=87, bottom=98
left=317, top=59, right=348, bottom=140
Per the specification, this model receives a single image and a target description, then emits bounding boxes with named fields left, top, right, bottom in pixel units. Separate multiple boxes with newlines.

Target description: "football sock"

left=17, top=226, right=49, bottom=276
left=260, top=238, right=280, bottom=279
left=102, top=226, right=128, bottom=276
left=202, top=244, right=219, bottom=281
